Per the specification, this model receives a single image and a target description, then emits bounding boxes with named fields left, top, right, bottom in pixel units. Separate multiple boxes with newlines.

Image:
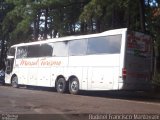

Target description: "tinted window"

left=16, top=46, right=28, bottom=58
left=39, top=43, right=53, bottom=57
left=69, top=39, right=87, bottom=56
left=52, top=42, right=68, bottom=57
left=28, top=45, right=40, bottom=58
left=87, top=35, right=122, bottom=54
left=8, top=47, right=15, bottom=56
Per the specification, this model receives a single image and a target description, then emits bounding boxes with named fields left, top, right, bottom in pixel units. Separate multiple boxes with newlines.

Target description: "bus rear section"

left=121, top=31, right=153, bottom=91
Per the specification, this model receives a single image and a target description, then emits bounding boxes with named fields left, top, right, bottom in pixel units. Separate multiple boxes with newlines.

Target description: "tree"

left=2, top=0, right=33, bottom=44
left=139, top=0, right=146, bottom=32
left=1, top=0, right=159, bottom=48
left=0, top=0, right=14, bottom=69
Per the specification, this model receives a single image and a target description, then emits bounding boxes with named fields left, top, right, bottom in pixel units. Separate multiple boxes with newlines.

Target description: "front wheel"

left=11, top=76, right=19, bottom=88
left=69, top=78, right=79, bottom=95
left=56, top=78, right=66, bottom=93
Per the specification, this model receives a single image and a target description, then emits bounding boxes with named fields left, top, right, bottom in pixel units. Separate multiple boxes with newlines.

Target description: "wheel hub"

left=71, top=81, right=78, bottom=91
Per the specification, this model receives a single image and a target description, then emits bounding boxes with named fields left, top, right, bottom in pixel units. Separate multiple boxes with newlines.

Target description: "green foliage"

left=79, top=0, right=142, bottom=32
left=0, top=0, right=159, bottom=47
left=80, top=0, right=103, bottom=22
left=10, top=17, right=32, bottom=41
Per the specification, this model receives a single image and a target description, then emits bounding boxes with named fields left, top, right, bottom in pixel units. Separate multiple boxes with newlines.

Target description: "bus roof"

left=11, top=28, right=127, bottom=48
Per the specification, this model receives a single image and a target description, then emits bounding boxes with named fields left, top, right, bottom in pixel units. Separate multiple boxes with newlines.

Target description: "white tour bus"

left=5, top=28, right=153, bottom=94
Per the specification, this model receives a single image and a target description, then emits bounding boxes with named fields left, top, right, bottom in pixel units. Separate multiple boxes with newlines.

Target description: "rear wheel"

left=11, top=76, right=19, bottom=88
left=56, top=78, right=66, bottom=93
left=69, top=78, right=79, bottom=95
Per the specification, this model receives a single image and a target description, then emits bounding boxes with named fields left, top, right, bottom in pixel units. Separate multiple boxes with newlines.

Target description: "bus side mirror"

left=7, top=56, right=14, bottom=59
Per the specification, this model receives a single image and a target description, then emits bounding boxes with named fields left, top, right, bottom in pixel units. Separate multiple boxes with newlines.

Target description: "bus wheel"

left=56, top=78, right=66, bottom=93
left=69, top=78, right=79, bottom=95
left=11, top=76, right=19, bottom=88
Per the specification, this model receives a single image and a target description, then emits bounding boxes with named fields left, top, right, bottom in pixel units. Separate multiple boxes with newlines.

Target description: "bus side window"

left=9, top=48, right=16, bottom=57
left=87, top=35, right=122, bottom=55
left=28, top=45, right=40, bottom=58
left=69, top=39, right=87, bottom=56
left=52, top=42, right=68, bottom=57
left=40, top=44, right=53, bottom=57
left=16, top=46, right=28, bottom=59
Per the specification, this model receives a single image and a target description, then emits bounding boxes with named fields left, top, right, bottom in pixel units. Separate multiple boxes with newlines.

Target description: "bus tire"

left=69, top=78, right=79, bottom=95
left=56, top=78, right=66, bottom=93
left=11, top=76, right=19, bottom=88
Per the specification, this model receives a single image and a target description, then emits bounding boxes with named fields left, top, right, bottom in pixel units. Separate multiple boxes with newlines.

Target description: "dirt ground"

left=0, top=86, right=160, bottom=120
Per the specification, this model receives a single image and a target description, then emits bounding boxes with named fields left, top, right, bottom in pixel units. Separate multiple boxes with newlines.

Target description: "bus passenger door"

left=5, top=58, right=14, bottom=84
left=5, top=47, right=16, bottom=84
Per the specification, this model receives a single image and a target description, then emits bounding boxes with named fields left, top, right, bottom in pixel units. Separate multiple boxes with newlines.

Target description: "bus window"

left=27, top=45, right=40, bottom=58
left=8, top=47, right=15, bottom=57
left=40, top=43, right=53, bottom=57
left=16, top=46, right=28, bottom=59
left=87, top=35, right=122, bottom=54
left=69, top=39, right=87, bottom=56
left=52, top=41, right=68, bottom=57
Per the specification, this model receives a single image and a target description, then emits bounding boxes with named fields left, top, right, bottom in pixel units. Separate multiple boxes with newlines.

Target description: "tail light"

left=122, top=68, right=127, bottom=80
